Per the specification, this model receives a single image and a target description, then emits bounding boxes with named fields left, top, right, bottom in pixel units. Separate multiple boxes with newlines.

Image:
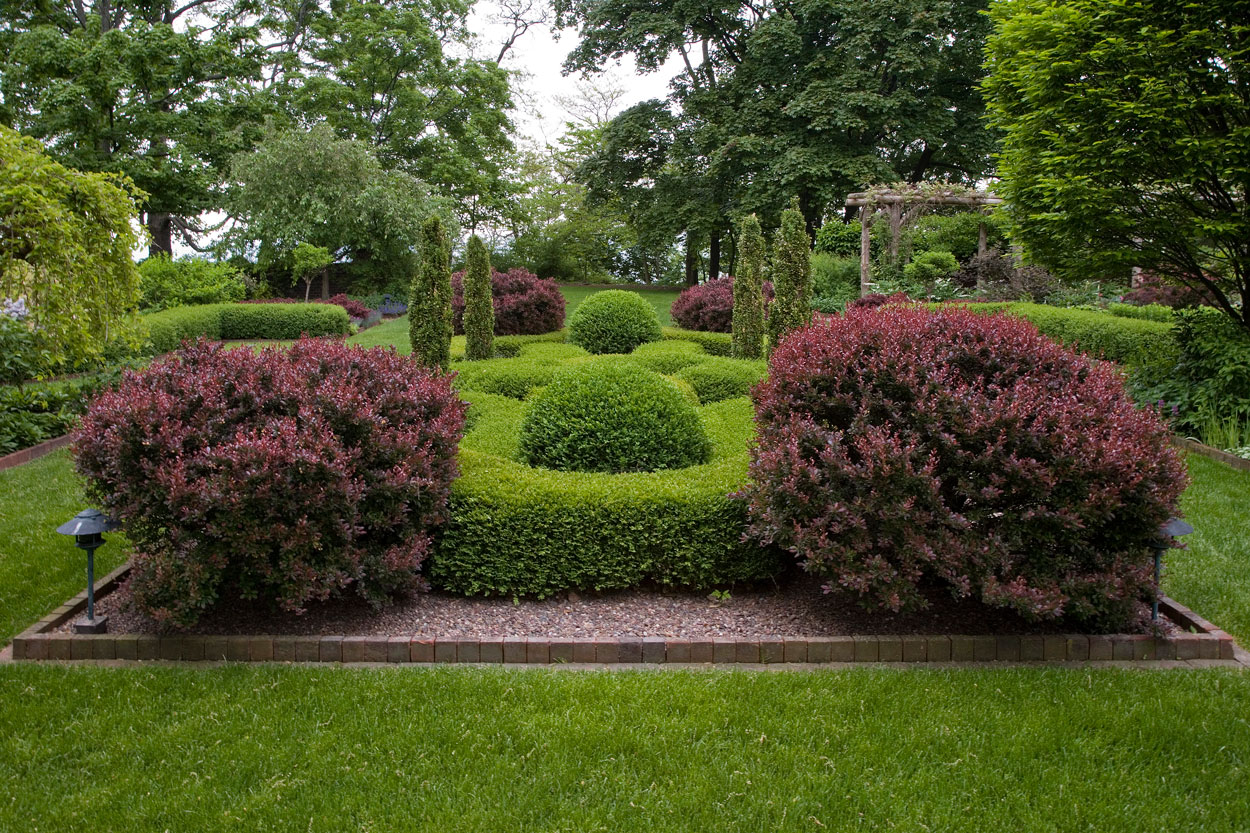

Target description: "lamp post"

left=57, top=509, right=120, bottom=634
left=1154, top=517, right=1194, bottom=623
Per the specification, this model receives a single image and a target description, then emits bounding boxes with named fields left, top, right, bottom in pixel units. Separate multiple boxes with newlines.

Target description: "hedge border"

left=0, top=433, right=72, bottom=472
left=8, top=564, right=1243, bottom=666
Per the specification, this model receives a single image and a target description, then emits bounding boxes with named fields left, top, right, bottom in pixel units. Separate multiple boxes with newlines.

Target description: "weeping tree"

left=731, top=214, right=766, bottom=359
left=409, top=216, right=453, bottom=370
left=0, top=126, right=145, bottom=368
left=767, top=199, right=813, bottom=353
left=463, top=234, right=495, bottom=360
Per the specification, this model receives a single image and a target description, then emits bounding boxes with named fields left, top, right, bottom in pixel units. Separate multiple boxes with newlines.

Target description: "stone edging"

left=8, top=564, right=1240, bottom=665
left=0, top=434, right=72, bottom=472
left=1173, top=437, right=1250, bottom=472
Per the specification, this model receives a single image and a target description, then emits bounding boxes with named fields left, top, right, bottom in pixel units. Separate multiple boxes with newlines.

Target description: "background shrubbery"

left=741, top=305, right=1187, bottom=631
left=670, top=277, right=774, bottom=333
left=137, top=257, right=247, bottom=312
left=450, top=268, right=564, bottom=336
left=142, top=303, right=350, bottom=354
left=74, top=339, right=466, bottom=628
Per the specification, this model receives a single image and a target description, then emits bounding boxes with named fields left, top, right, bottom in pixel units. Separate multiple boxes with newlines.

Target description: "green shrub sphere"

left=567, top=290, right=663, bottom=354
left=519, top=361, right=711, bottom=473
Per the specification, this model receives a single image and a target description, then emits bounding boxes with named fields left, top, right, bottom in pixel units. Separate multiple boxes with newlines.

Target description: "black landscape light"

left=1154, top=517, right=1194, bottom=623
left=56, top=509, right=120, bottom=634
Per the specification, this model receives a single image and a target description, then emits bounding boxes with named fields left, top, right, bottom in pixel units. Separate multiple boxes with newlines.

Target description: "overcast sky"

left=466, top=2, right=682, bottom=146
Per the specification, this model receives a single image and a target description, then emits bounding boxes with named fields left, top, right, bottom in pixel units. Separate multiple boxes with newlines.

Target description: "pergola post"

left=860, top=206, right=872, bottom=297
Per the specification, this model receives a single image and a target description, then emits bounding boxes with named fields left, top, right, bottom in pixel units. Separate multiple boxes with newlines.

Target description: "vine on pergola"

left=846, top=183, right=1003, bottom=296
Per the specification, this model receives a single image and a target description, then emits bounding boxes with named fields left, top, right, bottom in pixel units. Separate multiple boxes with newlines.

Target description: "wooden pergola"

left=846, top=186, right=1003, bottom=297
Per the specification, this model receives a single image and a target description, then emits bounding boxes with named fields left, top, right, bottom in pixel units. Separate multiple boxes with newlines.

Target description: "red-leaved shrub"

left=739, top=304, right=1187, bottom=631
left=1121, top=271, right=1219, bottom=309
left=450, top=268, right=564, bottom=335
left=669, top=277, right=774, bottom=332
left=846, top=291, right=910, bottom=310
left=74, top=339, right=466, bottom=628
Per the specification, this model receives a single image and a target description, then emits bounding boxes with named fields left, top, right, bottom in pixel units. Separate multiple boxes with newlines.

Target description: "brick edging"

left=0, top=434, right=72, bottom=472
left=1172, top=437, right=1250, bottom=472
left=8, top=564, right=1240, bottom=665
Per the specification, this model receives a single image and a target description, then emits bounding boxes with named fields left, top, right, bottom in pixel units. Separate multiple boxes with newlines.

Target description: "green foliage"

left=568, top=290, right=663, bottom=354
left=230, top=125, right=442, bottom=290
left=731, top=214, right=766, bottom=359
left=290, top=244, right=333, bottom=302
left=810, top=253, right=862, bottom=311
left=409, top=216, right=453, bottom=370
left=767, top=199, right=813, bottom=352
left=431, top=391, right=782, bottom=597
left=519, top=361, right=712, bottom=474
left=1132, top=308, right=1250, bottom=434
left=906, top=212, right=1006, bottom=261
left=1107, top=302, right=1173, bottom=323
left=0, top=316, right=53, bottom=385
left=984, top=0, right=1250, bottom=331
left=140, top=304, right=348, bottom=354
left=813, top=221, right=865, bottom=258
left=662, top=327, right=732, bottom=356
left=452, top=359, right=569, bottom=400
left=0, top=126, right=144, bottom=368
left=903, top=250, right=960, bottom=287
left=137, top=257, right=247, bottom=312
left=463, top=236, right=495, bottom=361
left=673, top=358, right=768, bottom=404
left=625, top=340, right=709, bottom=374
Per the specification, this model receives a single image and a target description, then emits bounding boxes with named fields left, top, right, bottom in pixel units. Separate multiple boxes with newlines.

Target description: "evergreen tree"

left=767, top=199, right=813, bottom=353
left=409, top=216, right=452, bottom=370
left=731, top=214, right=766, bottom=359
left=463, top=235, right=495, bottom=360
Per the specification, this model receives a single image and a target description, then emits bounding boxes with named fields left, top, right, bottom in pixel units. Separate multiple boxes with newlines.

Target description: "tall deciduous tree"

left=463, top=235, right=495, bottom=360
left=0, top=0, right=270, bottom=255
left=767, top=199, right=813, bottom=352
left=409, top=216, right=453, bottom=370
left=0, top=126, right=144, bottom=366
left=732, top=214, right=765, bottom=359
left=984, top=0, right=1250, bottom=331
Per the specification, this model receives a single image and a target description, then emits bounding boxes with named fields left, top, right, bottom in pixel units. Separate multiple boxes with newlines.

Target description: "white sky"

left=466, top=2, right=682, bottom=146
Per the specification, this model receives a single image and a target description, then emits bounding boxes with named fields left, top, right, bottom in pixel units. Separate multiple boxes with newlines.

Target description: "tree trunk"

left=684, top=232, right=699, bottom=287
left=147, top=212, right=173, bottom=258
left=709, top=230, right=721, bottom=281
left=321, top=270, right=330, bottom=300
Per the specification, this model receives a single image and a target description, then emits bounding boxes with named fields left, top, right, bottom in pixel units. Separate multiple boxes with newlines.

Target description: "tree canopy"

left=984, top=0, right=1250, bottom=330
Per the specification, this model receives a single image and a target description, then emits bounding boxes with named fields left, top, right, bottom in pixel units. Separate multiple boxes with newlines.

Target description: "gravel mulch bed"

left=63, top=572, right=1134, bottom=638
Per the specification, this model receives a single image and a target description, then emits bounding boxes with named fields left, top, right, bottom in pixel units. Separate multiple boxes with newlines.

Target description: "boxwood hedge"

left=674, top=357, right=769, bottom=403
left=142, top=303, right=350, bottom=354
left=430, top=371, right=783, bottom=597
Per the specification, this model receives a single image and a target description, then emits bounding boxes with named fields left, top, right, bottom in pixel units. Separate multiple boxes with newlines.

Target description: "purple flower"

left=1, top=297, right=28, bottom=321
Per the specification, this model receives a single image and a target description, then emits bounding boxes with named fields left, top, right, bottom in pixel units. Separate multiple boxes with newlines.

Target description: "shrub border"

left=8, top=564, right=1242, bottom=666
left=1173, top=437, right=1250, bottom=472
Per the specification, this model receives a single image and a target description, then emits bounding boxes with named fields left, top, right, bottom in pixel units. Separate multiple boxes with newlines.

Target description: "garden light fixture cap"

left=56, top=508, right=119, bottom=548
left=1160, top=518, right=1194, bottom=539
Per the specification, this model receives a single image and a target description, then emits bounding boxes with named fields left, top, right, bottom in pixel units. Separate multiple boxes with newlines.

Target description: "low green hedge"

left=1107, top=302, right=1174, bottom=322
left=927, top=302, right=1176, bottom=368
left=625, top=340, right=709, bottom=374
left=141, top=304, right=350, bottom=354
left=662, top=327, right=732, bottom=356
left=674, top=357, right=769, bottom=403
left=432, top=385, right=784, bottom=598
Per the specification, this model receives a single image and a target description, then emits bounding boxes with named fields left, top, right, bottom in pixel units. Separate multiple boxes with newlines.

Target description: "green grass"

left=2, top=422, right=1248, bottom=829
left=0, top=450, right=128, bottom=642
left=1168, top=454, right=1250, bottom=642
left=1, top=664, right=1248, bottom=831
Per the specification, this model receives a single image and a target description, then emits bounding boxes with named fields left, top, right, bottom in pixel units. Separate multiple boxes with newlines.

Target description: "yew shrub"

left=74, top=339, right=466, bottom=628
left=740, top=305, right=1187, bottom=631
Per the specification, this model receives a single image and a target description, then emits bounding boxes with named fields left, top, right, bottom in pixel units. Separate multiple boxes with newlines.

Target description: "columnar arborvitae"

left=463, top=234, right=495, bottom=360
left=731, top=213, right=766, bottom=359
left=409, top=215, right=453, bottom=370
left=767, top=197, right=813, bottom=353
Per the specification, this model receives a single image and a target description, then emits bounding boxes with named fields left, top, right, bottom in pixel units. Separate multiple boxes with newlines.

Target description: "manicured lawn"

left=2, top=664, right=1249, bottom=831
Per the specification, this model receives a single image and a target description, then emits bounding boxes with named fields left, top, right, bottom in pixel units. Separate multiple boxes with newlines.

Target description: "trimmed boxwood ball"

left=518, top=360, right=711, bottom=473
left=674, top=357, right=768, bottom=403
left=430, top=389, right=783, bottom=598
left=568, top=290, right=663, bottom=354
